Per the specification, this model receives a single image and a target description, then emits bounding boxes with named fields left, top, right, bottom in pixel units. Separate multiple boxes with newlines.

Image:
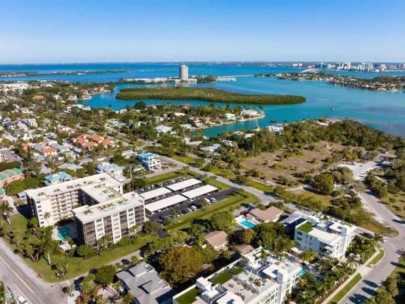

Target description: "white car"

left=17, top=296, right=28, bottom=304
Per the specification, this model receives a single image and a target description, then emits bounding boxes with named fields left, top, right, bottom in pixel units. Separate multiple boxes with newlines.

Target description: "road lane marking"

left=0, top=255, right=34, bottom=293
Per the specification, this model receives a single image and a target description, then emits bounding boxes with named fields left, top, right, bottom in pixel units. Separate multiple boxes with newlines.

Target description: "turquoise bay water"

left=83, top=77, right=405, bottom=137
left=1, top=63, right=404, bottom=136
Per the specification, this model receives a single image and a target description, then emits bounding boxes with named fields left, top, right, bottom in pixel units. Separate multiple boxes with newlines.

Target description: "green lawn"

left=175, top=288, right=200, bottom=304
left=329, top=274, right=362, bottom=304
left=367, top=245, right=384, bottom=267
left=208, top=166, right=236, bottom=180
left=245, top=179, right=273, bottom=192
left=4, top=213, right=157, bottom=282
left=298, top=222, right=313, bottom=233
left=146, top=170, right=193, bottom=184
left=211, top=266, right=243, bottom=285
left=172, top=154, right=198, bottom=165
left=204, top=178, right=231, bottom=191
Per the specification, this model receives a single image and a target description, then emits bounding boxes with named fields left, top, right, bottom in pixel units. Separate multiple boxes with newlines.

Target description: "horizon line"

left=1, top=60, right=405, bottom=66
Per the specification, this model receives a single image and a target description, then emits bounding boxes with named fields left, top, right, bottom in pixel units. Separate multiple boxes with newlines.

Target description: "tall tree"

left=160, top=246, right=203, bottom=286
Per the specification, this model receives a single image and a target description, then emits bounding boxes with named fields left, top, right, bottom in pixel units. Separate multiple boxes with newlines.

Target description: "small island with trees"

left=116, top=87, right=306, bottom=105
left=256, top=72, right=405, bottom=92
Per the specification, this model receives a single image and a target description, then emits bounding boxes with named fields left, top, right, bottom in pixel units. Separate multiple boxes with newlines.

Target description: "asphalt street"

left=0, top=239, right=66, bottom=304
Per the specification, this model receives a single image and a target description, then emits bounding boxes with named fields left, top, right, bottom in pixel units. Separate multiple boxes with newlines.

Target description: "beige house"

left=204, top=231, right=228, bottom=251
left=249, top=206, right=283, bottom=223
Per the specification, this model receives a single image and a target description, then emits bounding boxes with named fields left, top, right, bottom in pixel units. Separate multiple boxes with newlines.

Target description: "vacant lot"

left=242, top=142, right=345, bottom=186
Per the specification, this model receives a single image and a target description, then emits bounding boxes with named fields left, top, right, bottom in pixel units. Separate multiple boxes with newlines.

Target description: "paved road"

left=341, top=191, right=405, bottom=303
left=0, top=239, right=66, bottom=304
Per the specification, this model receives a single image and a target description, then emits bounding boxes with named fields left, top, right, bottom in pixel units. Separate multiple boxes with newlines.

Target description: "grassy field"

left=3, top=213, right=156, bottom=282
left=382, top=191, right=405, bottom=220
left=329, top=273, right=362, bottom=304
left=116, top=87, right=306, bottom=105
left=146, top=170, right=193, bottom=184
left=171, top=154, right=198, bottom=165
left=241, top=142, right=345, bottom=186
left=207, top=166, right=236, bottom=180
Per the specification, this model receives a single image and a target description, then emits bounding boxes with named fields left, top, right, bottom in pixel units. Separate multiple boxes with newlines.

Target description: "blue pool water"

left=240, top=220, right=256, bottom=229
left=57, top=227, right=70, bottom=241
left=299, top=269, right=307, bottom=276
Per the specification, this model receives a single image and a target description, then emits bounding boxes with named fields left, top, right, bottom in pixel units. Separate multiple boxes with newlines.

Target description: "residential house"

left=248, top=206, right=284, bottom=223
left=137, top=153, right=161, bottom=171
left=204, top=231, right=228, bottom=251
left=116, top=262, right=175, bottom=304
left=44, top=172, right=72, bottom=186
left=0, top=168, right=24, bottom=188
left=155, top=125, right=173, bottom=134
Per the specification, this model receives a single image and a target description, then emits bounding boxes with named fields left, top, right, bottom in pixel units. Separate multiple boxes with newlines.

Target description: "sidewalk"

left=321, top=247, right=382, bottom=304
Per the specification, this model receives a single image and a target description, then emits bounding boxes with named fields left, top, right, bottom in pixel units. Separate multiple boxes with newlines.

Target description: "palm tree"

left=339, top=262, right=352, bottom=276
left=44, top=212, right=52, bottom=227
left=373, top=233, right=383, bottom=244
left=0, top=202, right=13, bottom=225
left=347, top=255, right=360, bottom=269
left=318, top=257, right=334, bottom=274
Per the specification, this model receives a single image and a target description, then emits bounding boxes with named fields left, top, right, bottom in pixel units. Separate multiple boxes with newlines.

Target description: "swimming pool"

left=240, top=220, right=256, bottom=229
left=57, top=227, right=71, bottom=241
left=299, top=269, right=307, bottom=276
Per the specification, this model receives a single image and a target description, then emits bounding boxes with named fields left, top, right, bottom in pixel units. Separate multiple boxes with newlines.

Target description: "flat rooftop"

left=74, top=192, right=143, bottom=223
left=145, top=194, right=187, bottom=213
left=25, top=173, right=122, bottom=200
left=81, top=183, right=122, bottom=204
left=309, top=228, right=341, bottom=244
left=182, top=185, right=217, bottom=199
left=140, top=187, right=172, bottom=201
left=166, top=178, right=202, bottom=191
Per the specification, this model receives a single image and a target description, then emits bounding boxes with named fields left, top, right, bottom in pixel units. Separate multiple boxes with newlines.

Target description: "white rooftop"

left=81, top=184, right=122, bottom=203
left=25, top=173, right=122, bottom=201
left=145, top=194, right=187, bottom=213
left=216, top=292, right=244, bottom=304
left=74, top=192, right=143, bottom=223
left=309, top=228, right=340, bottom=244
left=166, top=178, right=202, bottom=191
left=140, top=187, right=172, bottom=201
left=181, top=185, right=217, bottom=199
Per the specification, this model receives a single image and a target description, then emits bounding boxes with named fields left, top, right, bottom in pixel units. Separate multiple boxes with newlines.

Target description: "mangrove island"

left=116, top=87, right=306, bottom=105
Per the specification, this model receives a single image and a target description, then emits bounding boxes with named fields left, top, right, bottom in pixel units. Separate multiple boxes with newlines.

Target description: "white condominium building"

left=174, top=247, right=304, bottom=304
left=294, top=215, right=356, bottom=259
left=73, top=190, right=145, bottom=245
left=26, top=173, right=123, bottom=227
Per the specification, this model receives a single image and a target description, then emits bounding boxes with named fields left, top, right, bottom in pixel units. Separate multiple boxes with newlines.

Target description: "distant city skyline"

left=0, top=0, right=404, bottom=64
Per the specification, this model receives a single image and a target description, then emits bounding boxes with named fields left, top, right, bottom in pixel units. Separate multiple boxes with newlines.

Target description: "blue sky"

left=0, top=0, right=404, bottom=63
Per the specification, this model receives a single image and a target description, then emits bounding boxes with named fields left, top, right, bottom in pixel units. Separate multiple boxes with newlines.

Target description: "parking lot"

left=148, top=186, right=237, bottom=223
